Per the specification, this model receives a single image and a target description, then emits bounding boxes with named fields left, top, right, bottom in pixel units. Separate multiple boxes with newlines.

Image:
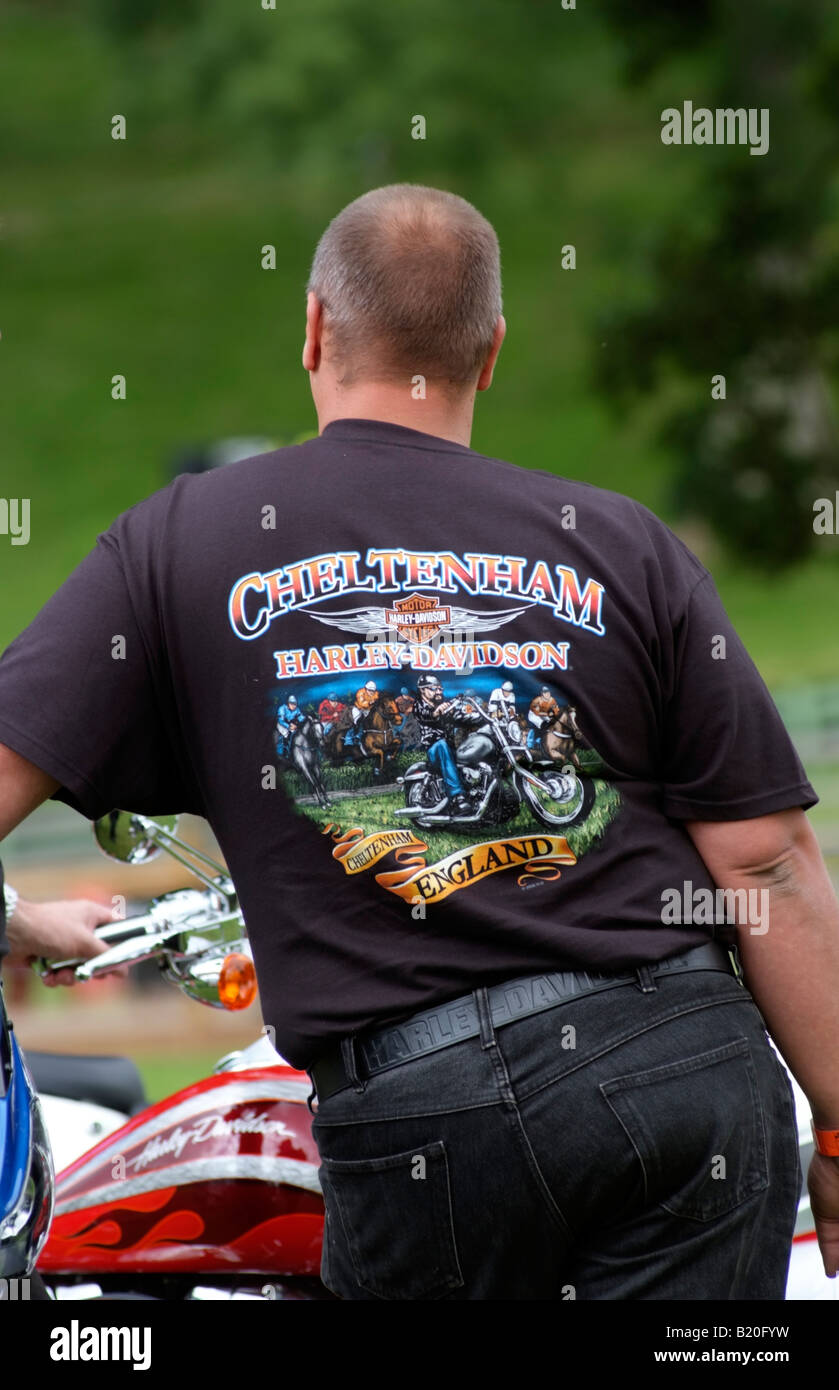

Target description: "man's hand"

left=808, top=1153, right=839, bottom=1277
left=6, top=896, right=123, bottom=986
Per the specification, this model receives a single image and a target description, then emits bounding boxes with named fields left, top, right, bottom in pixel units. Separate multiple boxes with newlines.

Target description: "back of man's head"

left=307, top=184, right=502, bottom=390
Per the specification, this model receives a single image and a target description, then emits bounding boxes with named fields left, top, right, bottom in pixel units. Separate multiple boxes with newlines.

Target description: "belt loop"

left=474, top=987, right=496, bottom=1050
left=305, top=1073, right=319, bottom=1114
left=635, top=964, right=657, bottom=994
left=341, top=1035, right=367, bottom=1093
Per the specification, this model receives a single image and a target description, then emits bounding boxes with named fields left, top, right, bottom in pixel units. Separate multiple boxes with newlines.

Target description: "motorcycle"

left=395, top=697, right=593, bottom=830
left=0, top=989, right=53, bottom=1284
left=27, top=810, right=330, bottom=1301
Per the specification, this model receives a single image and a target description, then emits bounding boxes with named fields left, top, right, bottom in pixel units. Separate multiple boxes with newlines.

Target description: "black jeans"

left=311, top=969, right=801, bottom=1300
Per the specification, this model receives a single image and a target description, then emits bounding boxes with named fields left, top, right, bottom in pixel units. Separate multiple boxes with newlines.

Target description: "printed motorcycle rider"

left=413, top=675, right=484, bottom=817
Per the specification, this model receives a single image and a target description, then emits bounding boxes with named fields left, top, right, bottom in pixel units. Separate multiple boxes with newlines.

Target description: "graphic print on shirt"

left=228, top=548, right=622, bottom=906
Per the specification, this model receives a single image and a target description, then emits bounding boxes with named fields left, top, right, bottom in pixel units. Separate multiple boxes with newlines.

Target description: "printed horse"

left=289, top=715, right=331, bottom=807
left=359, top=695, right=403, bottom=776
left=541, top=704, right=585, bottom=767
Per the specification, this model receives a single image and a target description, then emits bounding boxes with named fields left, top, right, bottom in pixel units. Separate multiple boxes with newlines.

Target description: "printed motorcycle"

left=395, top=697, right=594, bottom=829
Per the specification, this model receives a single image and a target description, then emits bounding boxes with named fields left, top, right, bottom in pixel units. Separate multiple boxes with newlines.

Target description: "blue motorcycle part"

left=0, top=1000, right=54, bottom=1276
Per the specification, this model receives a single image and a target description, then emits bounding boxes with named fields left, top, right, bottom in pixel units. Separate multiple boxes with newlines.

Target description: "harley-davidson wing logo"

left=306, top=597, right=529, bottom=646
left=384, top=594, right=452, bottom=645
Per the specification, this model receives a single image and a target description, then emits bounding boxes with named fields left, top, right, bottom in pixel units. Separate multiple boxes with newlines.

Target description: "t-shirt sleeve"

left=660, top=572, right=818, bottom=820
left=0, top=527, right=200, bottom=822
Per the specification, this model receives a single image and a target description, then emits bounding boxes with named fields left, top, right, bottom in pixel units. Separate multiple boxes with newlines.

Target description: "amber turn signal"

left=218, top=952, right=257, bottom=1010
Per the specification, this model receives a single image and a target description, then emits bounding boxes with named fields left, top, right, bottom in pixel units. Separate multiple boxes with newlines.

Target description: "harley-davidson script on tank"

left=39, top=1067, right=323, bottom=1276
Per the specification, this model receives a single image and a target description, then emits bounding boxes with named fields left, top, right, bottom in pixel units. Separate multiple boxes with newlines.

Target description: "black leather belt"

left=308, top=942, right=739, bottom=1103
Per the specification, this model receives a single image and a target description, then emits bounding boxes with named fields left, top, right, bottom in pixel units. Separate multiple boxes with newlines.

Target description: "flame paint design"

left=40, top=1180, right=323, bottom=1274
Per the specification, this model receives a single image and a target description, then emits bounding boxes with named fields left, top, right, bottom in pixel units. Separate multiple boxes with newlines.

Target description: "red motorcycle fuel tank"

left=38, top=1066, right=324, bottom=1275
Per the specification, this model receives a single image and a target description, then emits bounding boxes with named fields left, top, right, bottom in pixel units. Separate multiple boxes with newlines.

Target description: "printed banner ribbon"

left=325, top=825, right=428, bottom=874
left=323, top=824, right=576, bottom=903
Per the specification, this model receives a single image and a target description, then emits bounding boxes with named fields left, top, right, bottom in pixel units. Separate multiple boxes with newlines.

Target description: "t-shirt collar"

left=320, top=417, right=474, bottom=453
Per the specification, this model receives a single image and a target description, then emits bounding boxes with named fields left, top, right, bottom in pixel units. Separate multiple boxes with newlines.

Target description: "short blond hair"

left=307, top=184, right=502, bottom=387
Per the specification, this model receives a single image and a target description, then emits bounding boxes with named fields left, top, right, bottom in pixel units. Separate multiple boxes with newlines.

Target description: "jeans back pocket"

left=318, top=1139, right=464, bottom=1299
left=600, top=1036, right=769, bottom=1223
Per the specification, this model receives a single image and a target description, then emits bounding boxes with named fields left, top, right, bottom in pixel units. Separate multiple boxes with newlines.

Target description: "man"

left=350, top=679, right=378, bottom=726
left=317, top=691, right=344, bottom=735
left=395, top=686, right=414, bottom=717
left=1, top=870, right=114, bottom=986
left=0, top=183, right=838, bottom=1300
left=527, top=685, right=560, bottom=750
left=412, top=674, right=475, bottom=815
left=274, top=692, right=305, bottom=760
left=488, top=678, right=517, bottom=722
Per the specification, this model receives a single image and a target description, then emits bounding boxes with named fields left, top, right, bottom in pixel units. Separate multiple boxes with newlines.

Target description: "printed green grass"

left=299, top=777, right=620, bottom=865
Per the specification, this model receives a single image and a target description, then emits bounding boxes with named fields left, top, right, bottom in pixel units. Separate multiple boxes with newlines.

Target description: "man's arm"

left=0, top=742, right=115, bottom=976
left=686, top=807, right=839, bottom=1274
left=0, top=741, right=58, bottom=840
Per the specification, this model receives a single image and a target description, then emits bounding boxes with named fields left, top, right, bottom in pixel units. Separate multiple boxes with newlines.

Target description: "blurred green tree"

left=85, top=0, right=575, bottom=186
left=595, top=0, right=839, bottom=567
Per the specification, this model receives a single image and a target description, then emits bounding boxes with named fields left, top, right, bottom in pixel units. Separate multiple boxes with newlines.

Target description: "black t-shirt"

left=0, top=419, right=817, bottom=1064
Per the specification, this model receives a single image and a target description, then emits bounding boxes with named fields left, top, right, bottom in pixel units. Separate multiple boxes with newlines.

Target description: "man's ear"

left=302, top=291, right=323, bottom=373
left=476, top=315, right=506, bottom=392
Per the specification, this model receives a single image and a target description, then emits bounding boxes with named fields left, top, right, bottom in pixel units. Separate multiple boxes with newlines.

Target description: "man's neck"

left=313, top=382, right=477, bottom=448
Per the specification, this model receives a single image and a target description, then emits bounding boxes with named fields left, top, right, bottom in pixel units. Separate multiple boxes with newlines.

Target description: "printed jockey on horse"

left=527, top=686, right=560, bottom=749
left=347, top=680, right=378, bottom=745
left=318, top=692, right=345, bottom=736
left=275, top=694, right=305, bottom=758
left=488, top=679, right=517, bottom=722
left=395, top=686, right=415, bottom=716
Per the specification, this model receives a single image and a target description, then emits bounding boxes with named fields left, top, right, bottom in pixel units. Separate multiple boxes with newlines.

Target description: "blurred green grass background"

left=136, top=1049, right=232, bottom=1102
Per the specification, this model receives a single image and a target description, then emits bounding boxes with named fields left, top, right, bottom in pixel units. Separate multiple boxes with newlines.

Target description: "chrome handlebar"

left=37, top=877, right=252, bottom=1009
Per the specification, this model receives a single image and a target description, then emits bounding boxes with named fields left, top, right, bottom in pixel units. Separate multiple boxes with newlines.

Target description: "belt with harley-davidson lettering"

left=308, top=941, right=739, bottom=1103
